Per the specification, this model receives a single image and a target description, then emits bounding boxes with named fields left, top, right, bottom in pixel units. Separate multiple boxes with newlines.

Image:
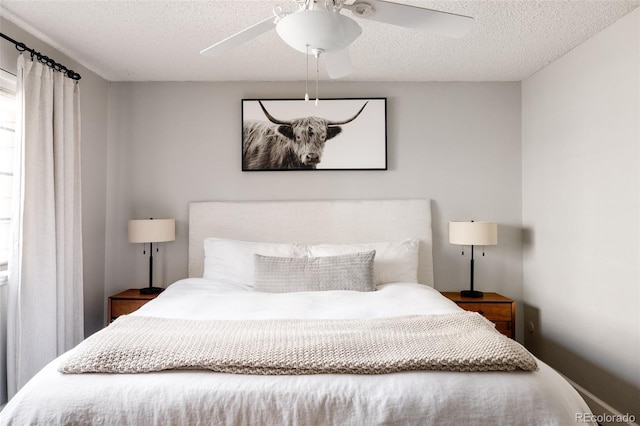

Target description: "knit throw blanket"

left=59, top=312, right=537, bottom=375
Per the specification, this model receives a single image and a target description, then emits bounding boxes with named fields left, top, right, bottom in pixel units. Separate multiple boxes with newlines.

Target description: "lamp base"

left=140, top=286, right=164, bottom=295
left=460, top=290, right=484, bottom=298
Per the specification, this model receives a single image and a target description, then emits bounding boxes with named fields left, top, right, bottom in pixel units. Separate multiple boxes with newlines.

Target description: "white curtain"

left=6, top=55, right=83, bottom=398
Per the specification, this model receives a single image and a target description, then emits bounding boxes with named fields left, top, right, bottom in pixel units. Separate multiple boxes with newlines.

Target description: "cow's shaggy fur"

left=243, top=118, right=342, bottom=170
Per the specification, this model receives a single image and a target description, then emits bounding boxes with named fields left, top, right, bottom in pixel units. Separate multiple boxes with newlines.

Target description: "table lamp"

left=449, top=221, right=497, bottom=298
left=128, top=218, right=175, bottom=294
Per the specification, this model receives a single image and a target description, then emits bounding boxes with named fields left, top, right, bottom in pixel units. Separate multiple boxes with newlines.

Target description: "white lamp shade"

left=276, top=10, right=362, bottom=54
left=449, top=221, right=497, bottom=246
left=128, top=219, right=175, bottom=243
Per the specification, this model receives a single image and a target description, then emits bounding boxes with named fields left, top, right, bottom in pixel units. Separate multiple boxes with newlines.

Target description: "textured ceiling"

left=1, top=1, right=639, bottom=82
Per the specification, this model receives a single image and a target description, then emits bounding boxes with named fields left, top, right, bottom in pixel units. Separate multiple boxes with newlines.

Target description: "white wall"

left=105, top=81, right=524, bottom=330
left=522, top=8, right=640, bottom=418
left=0, top=18, right=109, bottom=337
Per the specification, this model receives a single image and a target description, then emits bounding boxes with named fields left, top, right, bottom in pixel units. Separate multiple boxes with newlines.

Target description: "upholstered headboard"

left=188, top=199, right=434, bottom=286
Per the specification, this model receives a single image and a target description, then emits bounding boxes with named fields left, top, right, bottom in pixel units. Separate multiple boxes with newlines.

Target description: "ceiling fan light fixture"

left=276, top=10, right=362, bottom=54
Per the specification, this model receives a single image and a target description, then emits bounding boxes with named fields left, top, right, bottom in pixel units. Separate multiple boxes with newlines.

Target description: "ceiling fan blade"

left=349, top=0, right=473, bottom=38
left=323, top=49, right=354, bottom=79
left=200, top=16, right=276, bottom=56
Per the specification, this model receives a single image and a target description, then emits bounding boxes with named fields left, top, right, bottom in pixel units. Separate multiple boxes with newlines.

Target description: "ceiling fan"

left=200, top=0, right=474, bottom=79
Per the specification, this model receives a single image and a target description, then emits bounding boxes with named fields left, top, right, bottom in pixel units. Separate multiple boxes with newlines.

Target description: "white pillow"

left=203, top=238, right=306, bottom=288
left=306, top=239, right=419, bottom=285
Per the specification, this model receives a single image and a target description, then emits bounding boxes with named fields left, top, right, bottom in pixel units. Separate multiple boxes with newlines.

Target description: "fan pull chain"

left=315, top=51, right=319, bottom=106
left=305, top=45, right=310, bottom=101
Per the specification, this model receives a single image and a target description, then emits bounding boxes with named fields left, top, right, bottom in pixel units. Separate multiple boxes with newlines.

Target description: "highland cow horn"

left=327, top=102, right=369, bottom=126
left=258, top=101, right=291, bottom=125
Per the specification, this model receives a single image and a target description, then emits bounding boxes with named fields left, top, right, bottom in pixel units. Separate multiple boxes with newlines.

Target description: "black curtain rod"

left=0, top=32, right=81, bottom=81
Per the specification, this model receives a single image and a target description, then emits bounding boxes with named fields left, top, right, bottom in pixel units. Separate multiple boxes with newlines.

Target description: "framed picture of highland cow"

left=241, top=98, right=387, bottom=171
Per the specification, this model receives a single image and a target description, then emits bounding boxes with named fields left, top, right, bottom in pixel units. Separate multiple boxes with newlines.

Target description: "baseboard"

left=565, top=376, right=638, bottom=426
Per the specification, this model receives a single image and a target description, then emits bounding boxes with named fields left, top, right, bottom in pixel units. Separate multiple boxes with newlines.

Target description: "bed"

left=1, top=199, right=594, bottom=425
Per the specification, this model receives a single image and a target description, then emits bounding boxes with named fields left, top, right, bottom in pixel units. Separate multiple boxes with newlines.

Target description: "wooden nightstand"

left=107, top=289, right=160, bottom=323
left=441, top=292, right=516, bottom=339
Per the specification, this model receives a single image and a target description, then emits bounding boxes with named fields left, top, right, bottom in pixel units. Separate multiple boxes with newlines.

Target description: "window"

left=0, top=70, right=16, bottom=285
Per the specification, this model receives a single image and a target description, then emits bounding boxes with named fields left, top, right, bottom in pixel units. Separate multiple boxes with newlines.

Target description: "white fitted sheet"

left=1, top=280, right=594, bottom=426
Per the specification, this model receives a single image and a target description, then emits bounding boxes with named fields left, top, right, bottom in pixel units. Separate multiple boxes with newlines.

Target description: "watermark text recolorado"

left=576, top=413, right=636, bottom=423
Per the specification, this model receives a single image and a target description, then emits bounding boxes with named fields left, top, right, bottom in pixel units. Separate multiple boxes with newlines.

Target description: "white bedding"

left=133, top=278, right=460, bottom=320
left=1, top=280, right=594, bottom=425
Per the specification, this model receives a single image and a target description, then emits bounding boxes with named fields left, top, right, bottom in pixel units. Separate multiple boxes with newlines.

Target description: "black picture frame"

left=242, top=98, right=387, bottom=171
